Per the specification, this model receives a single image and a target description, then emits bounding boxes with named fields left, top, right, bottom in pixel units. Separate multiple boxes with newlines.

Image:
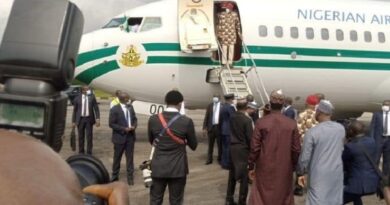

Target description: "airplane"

left=75, top=0, right=390, bottom=119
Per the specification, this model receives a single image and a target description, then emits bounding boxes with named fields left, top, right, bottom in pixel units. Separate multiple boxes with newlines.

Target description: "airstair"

left=220, top=66, right=252, bottom=99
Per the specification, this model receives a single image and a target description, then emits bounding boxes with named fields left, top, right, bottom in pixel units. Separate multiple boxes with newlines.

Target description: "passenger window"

left=364, top=31, right=372, bottom=42
left=306, top=27, right=314, bottom=39
left=140, top=17, right=162, bottom=32
left=378, top=32, right=386, bottom=43
left=259, top=25, right=267, bottom=37
left=350, top=30, right=358, bottom=42
left=275, top=26, right=283, bottom=38
left=290, top=27, right=299, bottom=39
left=321, top=28, right=329, bottom=40
left=336, top=29, right=344, bottom=41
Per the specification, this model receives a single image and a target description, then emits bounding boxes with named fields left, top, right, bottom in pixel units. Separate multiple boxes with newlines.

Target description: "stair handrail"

left=241, top=39, right=270, bottom=102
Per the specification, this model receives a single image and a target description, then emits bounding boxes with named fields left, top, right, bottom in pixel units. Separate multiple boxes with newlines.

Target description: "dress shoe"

left=205, top=160, right=212, bottom=165
left=111, top=176, right=119, bottom=182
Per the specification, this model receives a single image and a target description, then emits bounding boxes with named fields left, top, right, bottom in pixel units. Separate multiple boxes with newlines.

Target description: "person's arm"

left=342, top=145, right=352, bottom=173
left=369, top=113, right=377, bottom=139
left=186, top=119, right=198, bottom=151
left=130, top=105, right=137, bottom=130
left=109, top=108, right=126, bottom=132
left=297, top=130, right=315, bottom=176
left=248, top=125, right=262, bottom=171
left=245, top=119, right=253, bottom=148
left=203, top=104, right=210, bottom=130
left=148, top=116, right=154, bottom=145
left=72, top=97, right=78, bottom=125
left=83, top=182, right=129, bottom=205
left=291, top=125, right=302, bottom=169
left=92, top=96, right=100, bottom=127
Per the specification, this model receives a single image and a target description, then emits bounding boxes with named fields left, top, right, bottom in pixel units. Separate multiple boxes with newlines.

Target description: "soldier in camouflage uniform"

left=217, top=2, right=241, bottom=67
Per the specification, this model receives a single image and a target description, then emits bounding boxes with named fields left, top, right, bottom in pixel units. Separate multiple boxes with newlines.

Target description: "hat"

left=270, top=89, right=284, bottom=104
left=222, top=2, right=234, bottom=10
left=247, top=102, right=259, bottom=109
left=316, top=100, right=334, bottom=115
left=306, top=95, right=319, bottom=106
left=224, top=93, right=235, bottom=100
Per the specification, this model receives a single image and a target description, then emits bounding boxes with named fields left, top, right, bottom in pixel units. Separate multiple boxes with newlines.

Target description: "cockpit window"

left=140, top=17, right=162, bottom=32
left=102, top=17, right=126, bottom=28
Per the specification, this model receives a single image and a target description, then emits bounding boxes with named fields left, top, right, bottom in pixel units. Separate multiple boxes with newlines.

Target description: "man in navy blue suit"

left=220, top=93, right=236, bottom=169
left=343, top=121, right=379, bottom=205
left=109, top=92, right=137, bottom=185
left=370, top=100, right=390, bottom=174
left=283, top=97, right=297, bottom=120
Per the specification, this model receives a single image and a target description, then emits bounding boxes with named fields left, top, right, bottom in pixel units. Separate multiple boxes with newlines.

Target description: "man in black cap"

left=220, top=93, right=236, bottom=169
left=148, top=90, right=198, bottom=205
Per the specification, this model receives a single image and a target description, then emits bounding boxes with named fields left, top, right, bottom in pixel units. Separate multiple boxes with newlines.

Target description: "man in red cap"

left=216, top=2, right=241, bottom=67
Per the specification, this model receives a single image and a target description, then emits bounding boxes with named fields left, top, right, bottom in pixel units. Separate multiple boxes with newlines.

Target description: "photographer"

left=0, top=129, right=129, bottom=205
left=147, top=90, right=198, bottom=205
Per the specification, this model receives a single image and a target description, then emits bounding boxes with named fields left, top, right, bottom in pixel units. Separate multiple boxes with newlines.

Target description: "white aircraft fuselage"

left=75, top=0, right=390, bottom=118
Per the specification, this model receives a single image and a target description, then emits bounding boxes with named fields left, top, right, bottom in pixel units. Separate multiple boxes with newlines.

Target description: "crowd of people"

left=43, top=86, right=390, bottom=205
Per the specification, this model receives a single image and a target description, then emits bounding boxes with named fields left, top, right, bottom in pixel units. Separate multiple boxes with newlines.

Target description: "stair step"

left=225, top=84, right=248, bottom=89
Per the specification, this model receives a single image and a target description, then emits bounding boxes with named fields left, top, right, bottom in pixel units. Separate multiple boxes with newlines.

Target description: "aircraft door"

left=178, top=0, right=218, bottom=53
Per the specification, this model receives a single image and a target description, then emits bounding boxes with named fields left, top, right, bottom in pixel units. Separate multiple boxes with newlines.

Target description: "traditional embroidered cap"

left=247, top=101, right=259, bottom=109
left=306, top=95, right=319, bottom=106
left=270, top=89, right=285, bottom=103
left=221, top=2, right=234, bottom=10
left=316, top=100, right=334, bottom=115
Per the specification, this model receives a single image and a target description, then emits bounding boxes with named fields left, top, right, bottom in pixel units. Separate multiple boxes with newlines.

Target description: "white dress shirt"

left=212, top=102, right=221, bottom=125
left=121, top=103, right=132, bottom=128
left=81, top=94, right=89, bottom=117
left=383, top=111, right=390, bottom=136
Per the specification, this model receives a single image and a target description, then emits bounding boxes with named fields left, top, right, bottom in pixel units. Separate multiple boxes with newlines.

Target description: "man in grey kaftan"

left=297, top=100, right=345, bottom=205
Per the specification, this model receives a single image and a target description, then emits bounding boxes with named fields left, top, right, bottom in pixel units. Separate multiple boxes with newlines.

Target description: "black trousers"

left=78, top=117, right=93, bottom=154
left=226, top=167, right=248, bottom=204
left=111, top=136, right=135, bottom=180
left=207, top=125, right=222, bottom=162
left=150, top=177, right=187, bottom=205
left=343, top=192, right=363, bottom=205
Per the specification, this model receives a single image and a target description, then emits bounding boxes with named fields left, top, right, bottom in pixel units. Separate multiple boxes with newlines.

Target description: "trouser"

left=78, top=117, right=93, bottom=154
left=111, top=137, right=135, bottom=180
left=207, top=125, right=222, bottom=162
left=221, top=134, right=231, bottom=168
left=150, top=177, right=187, bottom=205
left=381, top=138, right=390, bottom=176
left=222, top=44, right=235, bottom=66
left=343, top=192, right=363, bottom=205
left=226, top=167, right=248, bottom=205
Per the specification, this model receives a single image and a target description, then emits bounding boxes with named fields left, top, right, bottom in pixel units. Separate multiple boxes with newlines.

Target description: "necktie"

left=385, top=112, right=389, bottom=135
left=83, top=95, right=87, bottom=116
left=212, top=103, right=217, bottom=125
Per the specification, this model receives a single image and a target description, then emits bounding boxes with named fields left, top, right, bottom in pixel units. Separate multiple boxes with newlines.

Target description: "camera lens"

left=67, top=154, right=109, bottom=205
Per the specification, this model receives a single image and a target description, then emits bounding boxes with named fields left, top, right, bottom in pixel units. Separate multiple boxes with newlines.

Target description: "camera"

left=140, top=160, right=153, bottom=188
left=0, top=1, right=109, bottom=205
left=0, top=0, right=83, bottom=152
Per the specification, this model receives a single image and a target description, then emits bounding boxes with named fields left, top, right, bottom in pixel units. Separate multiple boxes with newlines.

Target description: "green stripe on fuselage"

left=143, top=43, right=181, bottom=51
left=76, top=46, right=119, bottom=66
left=75, top=60, right=119, bottom=84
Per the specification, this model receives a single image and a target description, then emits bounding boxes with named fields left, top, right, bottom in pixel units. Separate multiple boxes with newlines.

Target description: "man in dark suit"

left=226, top=99, right=253, bottom=205
left=220, top=93, right=236, bottom=169
left=343, top=121, right=379, bottom=205
left=370, top=100, right=390, bottom=174
left=148, top=90, right=197, bottom=205
left=72, top=85, right=100, bottom=154
left=109, top=92, right=137, bottom=185
left=283, top=96, right=297, bottom=120
left=203, top=94, right=222, bottom=165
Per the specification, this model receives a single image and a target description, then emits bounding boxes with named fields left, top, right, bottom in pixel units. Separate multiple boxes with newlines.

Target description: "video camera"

left=0, top=0, right=109, bottom=204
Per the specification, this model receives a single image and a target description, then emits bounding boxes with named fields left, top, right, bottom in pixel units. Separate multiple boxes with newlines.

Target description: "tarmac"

left=59, top=100, right=384, bottom=205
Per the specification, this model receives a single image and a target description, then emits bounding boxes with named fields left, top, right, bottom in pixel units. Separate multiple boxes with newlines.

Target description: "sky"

left=0, top=0, right=156, bottom=42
